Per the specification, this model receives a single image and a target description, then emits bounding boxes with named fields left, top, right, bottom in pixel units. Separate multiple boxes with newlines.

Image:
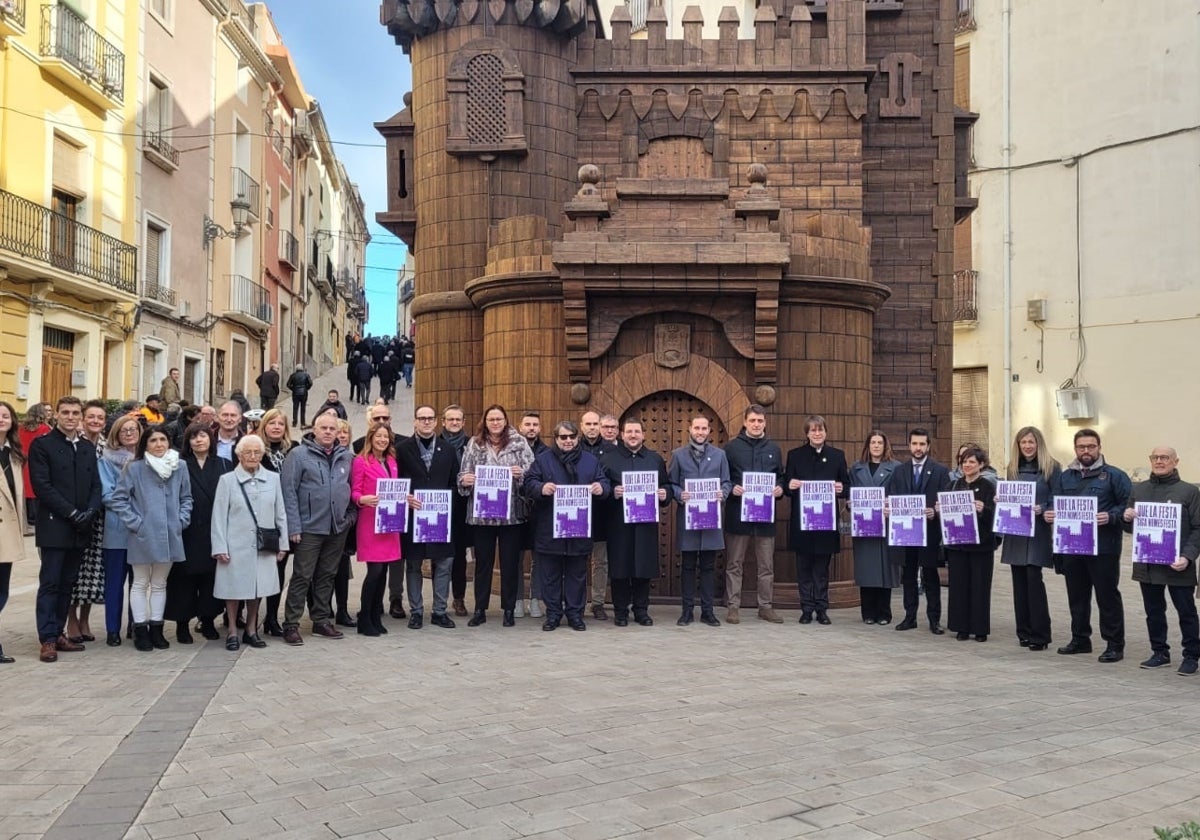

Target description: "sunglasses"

left=557, top=434, right=578, bottom=441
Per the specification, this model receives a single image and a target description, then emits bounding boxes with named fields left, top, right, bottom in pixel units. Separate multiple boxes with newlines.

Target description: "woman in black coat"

left=523, top=421, right=609, bottom=631
left=943, top=445, right=998, bottom=642
left=165, top=424, right=232, bottom=642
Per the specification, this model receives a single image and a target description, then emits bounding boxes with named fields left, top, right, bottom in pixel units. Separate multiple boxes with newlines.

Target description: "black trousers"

left=164, top=567, right=222, bottom=623
left=36, top=547, right=83, bottom=643
left=0, top=562, right=10, bottom=617
left=360, top=562, right=390, bottom=621
left=680, top=550, right=716, bottom=614
left=900, top=550, right=942, bottom=625
left=795, top=552, right=832, bottom=613
left=1061, top=553, right=1124, bottom=649
left=387, top=556, right=405, bottom=610
left=859, top=587, right=892, bottom=622
left=265, top=556, right=289, bottom=623
left=261, top=395, right=276, bottom=410
left=473, top=524, right=523, bottom=611
left=1141, top=582, right=1200, bottom=660
left=451, top=521, right=471, bottom=601
left=539, top=552, right=587, bottom=622
left=291, top=396, right=308, bottom=428
left=1010, top=564, right=1052, bottom=646
left=611, top=577, right=651, bottom=619
left=946, top=550, right=993, bottom=636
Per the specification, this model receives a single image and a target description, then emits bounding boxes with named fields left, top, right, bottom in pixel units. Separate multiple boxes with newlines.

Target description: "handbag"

left=238, top=478, right=281, bottom=553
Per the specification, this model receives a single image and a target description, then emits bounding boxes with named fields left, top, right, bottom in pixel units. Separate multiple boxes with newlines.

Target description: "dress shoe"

left=592, top=604, right=609, bottom=621
left=758, top=607, right=783, bottom=624
left=1028, top=643, right=1048, bottom=651
left=956, top=631, right=970, bottom=641
left=312, top=623, right=344, bottom=639
left=634, top=614, right=654, bottom=626
left=864, top=618, right=877, bottom=625
left=878, top=617, right=892, bottom=626
left=149, top=622, right=170, bottom=650
left=568, top=618, right=586, bottom=631
left=798, top=612, right=813, bottom=625
left=335, top=610, right=358, bottom=628
left=198, top=619, right=221, bottom=641
left=176, top=624, right=194, bottom=644
left=56, top=635, right=85, bottom=652
left=106, top=632, right=121, bottom=647
left=895, top=618, right=918, bottom=631
left=816, top=612, right=831, bottom=625
left=263, top=617, right=284, bottom=637
left=502, top=610, right=515, bottom=627
left=1057, top=640, right=1093, bottom=655
left=283, top=627, right=304, bottom=645
left=726, top=606, right=740, bottom=624
left=1018, top=638, right=1031, bottom=647
left=225, top=635, right=240, bottom=651
left=430, top=613, right=456, bottom=629
left=542, top=619, right=560, bottom=631
left=242, top=632, right=267, bottom=649
left=390, top=604, right=407, bottom=620
left=930, top=624, right=945, bottom=635
left=39, top=641, right=58, bottom=662
left=1098, top=647, right=1124, bottom=663
left=974, top=635, right=988, bottom=642
left=700, top=613, right=721, bottom=627
left=676, top=612, right=693, bottom=626
left=614, top=616, right=629, bottom=627
left=453, top=599, right=468, bottom=617
left=0, top=646, right=13, bottom=664
left=68, top=635, right=88, bottom=645
left=408, top=613, right=424, bottom=630
left=467, top=610, right=487, bottom=627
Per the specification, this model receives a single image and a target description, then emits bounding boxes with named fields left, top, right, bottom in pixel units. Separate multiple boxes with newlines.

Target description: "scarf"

left=441, top=429, right=466, bottom=457
left=689, top=440, right=707, bottom=463
left=144, top=449, right=180, bottom=481
left=554, top=444, right=581, bottom=483
left=103, top=446, right=136, bottom=471
left=417, top=434, right=436, bottom=470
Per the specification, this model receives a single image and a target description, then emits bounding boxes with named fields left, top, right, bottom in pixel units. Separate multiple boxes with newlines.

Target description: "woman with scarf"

left=166, top=424, right=232, bottom=643
left=523, top=420, right=610, bottom=631
left=458, top=405, right=534, bottom=627
left=1000, top=426, right=1059, bottom=651
left=256, top=408, right=294, bottom=636
left=109, top=426, right=193, bottom=651
left=99, top=415, right=142, bottom=646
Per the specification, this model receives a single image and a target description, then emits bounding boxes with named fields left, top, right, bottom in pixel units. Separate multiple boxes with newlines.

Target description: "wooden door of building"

left=622, top=390, right=727, bottom=600
left=41, top=327, right=74, bottom=403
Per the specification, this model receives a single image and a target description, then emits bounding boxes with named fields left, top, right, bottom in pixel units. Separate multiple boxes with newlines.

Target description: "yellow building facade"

left=0, top=0, right=140, bottom=407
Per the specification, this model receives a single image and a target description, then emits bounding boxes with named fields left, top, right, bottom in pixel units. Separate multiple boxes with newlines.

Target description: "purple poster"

left=472, top=464, right=512, bottom=521
left=800, top=481, right=837, bottom=532
left=850, top=486, right=885, bottom=538
left=413, top=489, right=452, bottom=544
left=938, top=490, right=980, bottom=547
left=1133, top=502, right=1181, bottom=565
left=622, top=471, right=660, bottom=524
left=1052, top=496, right=1098, bottom=556
left=374, top=478, right=411, bottom=534
left=993, top=480, right=1036, bottom=538
left=740, top=471, right=776, bottom=524
left=553, top=485, right=592, bottom=539
left=888, top=494, right=927, bottom=548
left=684, top=478, right=722, bottom=531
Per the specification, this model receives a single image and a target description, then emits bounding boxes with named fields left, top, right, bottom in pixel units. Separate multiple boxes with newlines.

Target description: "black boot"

left=176, top=622, right=194, bottom=644
left=198, top=617, right=220, bottom=641
left=373, top=605, right=388, bottom=635
left=335, top=609, right=358, bottom=628
left=263, top=616, right=284, bottom=637
left=468, top=609, right=487, bottom=627
left=133, top=623, right=153, bottom=652
left=149, top=621, right=171, bottom=650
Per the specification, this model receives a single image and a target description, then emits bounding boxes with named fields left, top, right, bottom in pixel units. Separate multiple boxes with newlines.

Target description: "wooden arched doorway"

left=622, top=390, right=728, bottom=601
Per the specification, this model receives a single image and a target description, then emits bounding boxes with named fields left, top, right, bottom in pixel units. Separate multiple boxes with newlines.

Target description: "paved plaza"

left=2, top=374, right=1198, bottom=839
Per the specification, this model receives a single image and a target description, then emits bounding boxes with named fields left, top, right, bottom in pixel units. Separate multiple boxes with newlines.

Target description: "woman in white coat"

left=211, top=435, right=288, bottom=651
left=109, top=426, right=193, bottom=652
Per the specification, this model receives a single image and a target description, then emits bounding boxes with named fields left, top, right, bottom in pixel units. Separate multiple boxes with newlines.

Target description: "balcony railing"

left=229, top=0, right=257, bottom=41
left=626, top=0, right=646, bottom=32
left=400, top=277, right=414, bottom=303
left=39, top=4, right=125, bottom=105
left=144, top=130, right=180, bottom=168
left=0, top=0, right=27, bottom=33
left=0, top=187, right=137, bottom=294
left=956, top=0, right=976, bottom=32
left=953, top=269, right=978, bottom=322
left=278, top=230, right=299, bottom=269
left=269, top=129, right=293, bottom=168
left=231, top=167, right=260, bottom=218
left=141, top=280, right=176, bottom=308
left=227, top=274, right=273, bottom=324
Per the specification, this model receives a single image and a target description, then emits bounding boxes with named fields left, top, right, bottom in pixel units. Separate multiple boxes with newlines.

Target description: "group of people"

left=344, top=333, right=416, bottom=408
left=1, top=393, right=1196, bottom=676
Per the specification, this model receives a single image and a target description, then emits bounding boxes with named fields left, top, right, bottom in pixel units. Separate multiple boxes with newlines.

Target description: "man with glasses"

left=396, top=406, right=460, bottom=628
left=1045, top=429, right=1131, bottom=663
left=441, top=405, right=471, bottom=615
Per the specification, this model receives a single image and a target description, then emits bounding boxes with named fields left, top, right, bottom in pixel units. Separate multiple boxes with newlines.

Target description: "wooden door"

left=622, top=390, right=727, bottom=600
left=229, top=341, right=247, bottom=396
left=41, top=348, right=73, bottom=404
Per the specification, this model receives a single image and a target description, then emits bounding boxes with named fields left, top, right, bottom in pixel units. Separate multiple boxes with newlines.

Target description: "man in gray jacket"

left=280, top=413, right=356, bottom=645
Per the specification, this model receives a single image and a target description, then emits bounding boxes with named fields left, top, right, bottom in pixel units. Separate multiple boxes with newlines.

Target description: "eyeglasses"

left=1075, top=444, right=1099, bottom=451
left=415, top=416, right=436, bottom=421
left=241, top=451, right=264, bottom=458
left=557, top=434, right=578, bottom=441
left=1150, top=455, right=1174, bottom=462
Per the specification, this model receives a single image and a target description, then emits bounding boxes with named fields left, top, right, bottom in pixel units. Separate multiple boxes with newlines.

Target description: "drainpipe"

left=1001, top=0, right=1014, bottom=456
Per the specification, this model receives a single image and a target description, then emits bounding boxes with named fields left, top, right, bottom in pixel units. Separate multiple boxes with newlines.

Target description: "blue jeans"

left=103, top=548, right=129, bottom=634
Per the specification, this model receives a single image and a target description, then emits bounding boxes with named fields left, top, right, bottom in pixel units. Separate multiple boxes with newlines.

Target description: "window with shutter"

left=53, top=135, right=85, bottom=198
left=145, top=225, right=162, bottom=286
left=952, top=368, right=990, bottom=460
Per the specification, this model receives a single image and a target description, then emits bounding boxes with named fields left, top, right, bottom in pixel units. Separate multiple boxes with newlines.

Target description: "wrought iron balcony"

left=400, top=277, right=414, bottom=304
left=956, top=0, right=976, bottom=33
left=953, top=269, right=978, bottom=323
left=278, top=229, right=299, bottom=269
left=231, top=167, right=260, bottom=220
left=269, top=129, right=293, bottom=168
left=141, top=280, right=176, bottom=310
left=626, top=0, right=646, bottom=33
left=39, top=4, right=124, bottom=107
left=225, top=274, right=273, bottom=329
left=0, top=187, right=137, bottom=296
left=144, top=130, right=180, bottom=171
left=0, top=0, right=26, bottom=37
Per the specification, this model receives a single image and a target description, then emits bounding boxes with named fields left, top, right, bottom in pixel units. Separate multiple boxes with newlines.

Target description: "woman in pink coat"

left=351, top=423, right=402, bottom=636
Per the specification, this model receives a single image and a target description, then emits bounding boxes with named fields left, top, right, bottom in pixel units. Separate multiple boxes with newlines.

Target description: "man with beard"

left=602, top=418, right=669, bottom=626
left=440, top=405, right=471, bottom=616
left=887, top=427, right=951, bottom=634
left=723, top=405, right=784, bottom=624
left=516, top=411, right=548, bottom=618
left=1047, top=428, right=1131, bottom=663
left=578, top=410, right=614, bottom=619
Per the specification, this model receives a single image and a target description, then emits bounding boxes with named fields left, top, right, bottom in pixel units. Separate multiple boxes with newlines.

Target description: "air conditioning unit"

left=1056, top=387, right=1094, bottom=420
left=178, top=300, right=191, bottom=318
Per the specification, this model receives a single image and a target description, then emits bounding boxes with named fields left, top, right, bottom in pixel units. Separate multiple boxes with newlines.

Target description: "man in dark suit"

left=28, top=396, right=103, bottom=662
left=887, top=427, right=952, bottom=634
left=785, top=415, right=851, bottom=625
left=395, top=405, right=460, bottom=629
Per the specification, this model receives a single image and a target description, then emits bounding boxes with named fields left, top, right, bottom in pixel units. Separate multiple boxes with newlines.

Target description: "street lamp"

left=202, top=197, right=252, bottom=248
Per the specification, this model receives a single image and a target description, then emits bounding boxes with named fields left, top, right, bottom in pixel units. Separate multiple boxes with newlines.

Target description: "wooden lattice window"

left=446, top=39, right=527, bottom=159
